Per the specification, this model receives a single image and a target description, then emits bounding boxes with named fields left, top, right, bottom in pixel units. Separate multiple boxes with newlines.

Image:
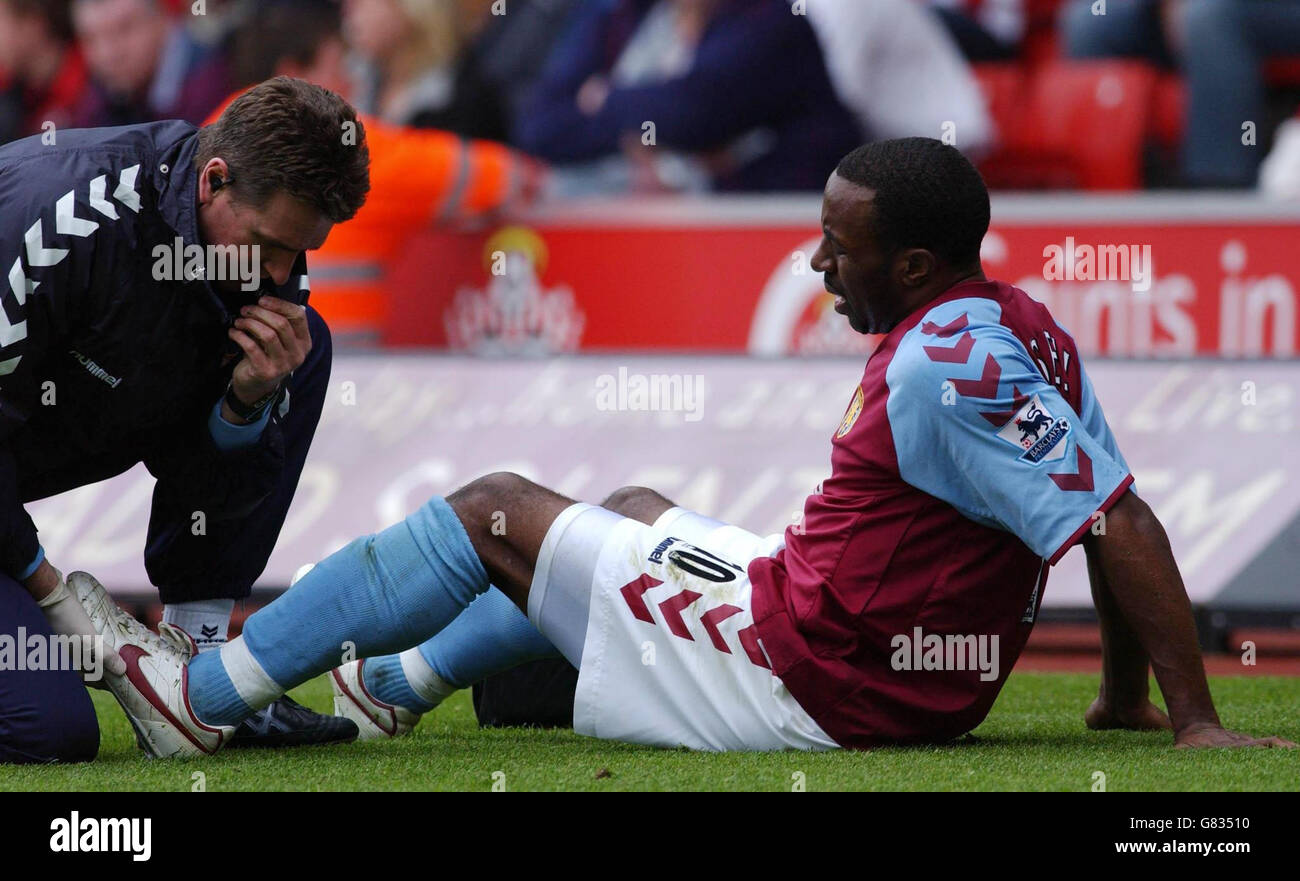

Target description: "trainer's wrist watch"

left=224, top=381, right=279, bottom=423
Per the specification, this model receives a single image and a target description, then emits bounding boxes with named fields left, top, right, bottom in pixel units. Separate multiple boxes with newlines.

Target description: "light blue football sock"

left=420, top=587, right=560, bottom=688
left=362, top=587, right=561, bottom=712
left=188, top=495, right=489, bottom=726
left=360, top=652, right=432, bottom=712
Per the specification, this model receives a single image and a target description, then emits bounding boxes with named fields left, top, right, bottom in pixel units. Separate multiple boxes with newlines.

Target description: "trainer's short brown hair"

left=196, top=77, right=370, bottom=223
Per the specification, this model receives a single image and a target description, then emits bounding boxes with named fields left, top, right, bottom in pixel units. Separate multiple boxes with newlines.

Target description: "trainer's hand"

left=33, top=566, right=126, bottom=687
left=228, top=296, right=311, bottom=406
left=1085, top=696, right=1172, bottom=732
left=1174, top=722, right=1297, bottom=749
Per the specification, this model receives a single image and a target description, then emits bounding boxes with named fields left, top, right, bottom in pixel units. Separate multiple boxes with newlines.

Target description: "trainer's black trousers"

left=144, top=306, right=332, bottom=604
left=0, top=572, right=99, bottom=763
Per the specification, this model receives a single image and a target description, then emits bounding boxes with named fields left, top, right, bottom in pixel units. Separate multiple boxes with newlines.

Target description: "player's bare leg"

left=167, top=474, right=670, bottom=737
left=331, top=481, right=681, bottom=737
left=598, top=486, right=677, bottom=525
left=445, top=478, right=678, bottom=610
left=444, top=472, right=581, bottom=610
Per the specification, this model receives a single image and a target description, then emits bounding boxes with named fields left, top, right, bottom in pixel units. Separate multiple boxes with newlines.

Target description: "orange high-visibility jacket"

left=205, top=94, right=544, bottom=342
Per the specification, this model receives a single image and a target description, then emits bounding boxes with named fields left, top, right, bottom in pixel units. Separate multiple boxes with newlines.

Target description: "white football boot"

left=67, top=571, right=234, bottom=758
left=330, top=659, right=421, bottom=740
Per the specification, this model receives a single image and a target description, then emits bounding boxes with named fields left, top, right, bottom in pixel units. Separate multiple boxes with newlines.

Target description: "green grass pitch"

left=2, top=672, right=1296, bottom=791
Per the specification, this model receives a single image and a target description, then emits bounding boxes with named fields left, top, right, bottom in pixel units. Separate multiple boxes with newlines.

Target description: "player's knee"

left=448, top=471, right=533, bottom=531
left=600, top=486, right=666, bottom=516
left=470, top=470, right=535, bottom=501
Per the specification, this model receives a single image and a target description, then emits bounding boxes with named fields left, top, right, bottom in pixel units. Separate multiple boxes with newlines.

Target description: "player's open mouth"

left=833, top=295, right=847, bottom=314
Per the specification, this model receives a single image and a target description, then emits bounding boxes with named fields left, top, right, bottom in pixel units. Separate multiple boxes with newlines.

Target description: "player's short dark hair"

left=835, top=138, right=989, bottom=268
left=196, top=76, right=369, bottom=223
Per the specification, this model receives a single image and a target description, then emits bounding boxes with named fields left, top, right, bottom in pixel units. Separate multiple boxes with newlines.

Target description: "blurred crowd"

left=2, top=0, right=1299, bottom=195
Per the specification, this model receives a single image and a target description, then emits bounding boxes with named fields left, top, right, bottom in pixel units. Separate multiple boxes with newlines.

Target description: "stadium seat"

left=1022, top=0, right=1066, bottom=68
left=1265, top=57, right=1300, bottom=88
left=1150, top=73, right=1185, bottom=151
left=1034, top=60, right=1157, bottom=189
left=975, top=60, right=1157, bottom=190
left=971, top=64, right=1070, bottom=188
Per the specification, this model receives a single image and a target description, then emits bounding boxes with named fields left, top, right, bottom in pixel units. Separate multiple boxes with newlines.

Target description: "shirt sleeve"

left=207, top=396, right=270, bottom=451
left=18, top=545, right=44, bottom=581
left=886, top=319, right=1133, bottom=564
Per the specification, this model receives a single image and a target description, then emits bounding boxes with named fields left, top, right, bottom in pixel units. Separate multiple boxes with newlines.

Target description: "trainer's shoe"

left=68, top=572, right=232, bottom=758
left=227, top=695, right=359, bottom=749
left=331, top=659, right=421, bottom=740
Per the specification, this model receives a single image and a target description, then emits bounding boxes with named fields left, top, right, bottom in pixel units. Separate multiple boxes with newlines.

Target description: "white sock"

left=399, top=648, right=457, bottom=707
left=163, top=598, right=236, bottom=653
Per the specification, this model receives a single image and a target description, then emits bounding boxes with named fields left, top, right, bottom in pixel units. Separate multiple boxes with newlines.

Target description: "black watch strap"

left=224, top=381, right=279, bottom=422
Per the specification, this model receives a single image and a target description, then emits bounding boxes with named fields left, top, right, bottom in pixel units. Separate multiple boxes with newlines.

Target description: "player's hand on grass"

left=228, top=296, right=311, bottom=405
left=1085, top=696, right=1172, bottom=732
left=29, top=561, right=126, bottom=688
left=1173, top=722, right=1297, bottom=749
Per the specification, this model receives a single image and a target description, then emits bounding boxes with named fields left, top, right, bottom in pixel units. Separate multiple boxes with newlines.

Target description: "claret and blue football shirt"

left=749, top=279, right=1134, bottom=748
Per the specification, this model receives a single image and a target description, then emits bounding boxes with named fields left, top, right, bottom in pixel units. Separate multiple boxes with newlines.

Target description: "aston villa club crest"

left=994, top=394, right=1071, bottom=463
left=836, top=386, right=864, bottom=439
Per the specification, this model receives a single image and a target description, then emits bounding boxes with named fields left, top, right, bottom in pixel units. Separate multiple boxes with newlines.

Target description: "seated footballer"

left=76, top=138, right=1294, bottom=755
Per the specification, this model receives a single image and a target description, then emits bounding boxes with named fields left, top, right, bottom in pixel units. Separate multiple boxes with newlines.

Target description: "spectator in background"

left=515, top=0, right=861, bottom=193
left=182, top=0, right=257, bottom=54
left=344, top=0, right=507, bottom=139
left=1061, top=0, right=1300, bottom=187
left=470, top=0, right=583, bottom=130
left=229, top=0, right=351, bottom=96
left=72, top=0, right=231, bottom=128
left=1260, top=108, right=1300, bottom=198
left=222, top=0, right=545, bottom=343
left=921, top=0, right=1024, bottom=61
left=0, top=0, right=88, bottom=144
left=802, top=0, right=995, bottom=158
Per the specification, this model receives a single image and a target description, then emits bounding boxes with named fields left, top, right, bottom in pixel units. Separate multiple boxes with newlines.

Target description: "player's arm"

left=1085, top=492, right=1294, bottom=748
left=1080, top=535, right=1171, bottom=732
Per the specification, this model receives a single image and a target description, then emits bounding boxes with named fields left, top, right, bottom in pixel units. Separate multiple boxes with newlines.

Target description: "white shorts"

left=527, top=504, right=838, bottom=752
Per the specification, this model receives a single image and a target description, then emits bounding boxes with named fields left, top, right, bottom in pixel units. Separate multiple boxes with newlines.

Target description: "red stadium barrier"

left=384, top=195, right=1300, bottom=359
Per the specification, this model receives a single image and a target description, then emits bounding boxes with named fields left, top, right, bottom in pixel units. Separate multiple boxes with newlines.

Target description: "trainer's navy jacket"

left=0, top=121, right=308, bottom=580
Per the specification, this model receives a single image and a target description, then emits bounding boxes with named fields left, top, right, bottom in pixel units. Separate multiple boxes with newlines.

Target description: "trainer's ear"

left=198, top=157, right=232, bottom=204
left=896, top=248, right=937, bottom=289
